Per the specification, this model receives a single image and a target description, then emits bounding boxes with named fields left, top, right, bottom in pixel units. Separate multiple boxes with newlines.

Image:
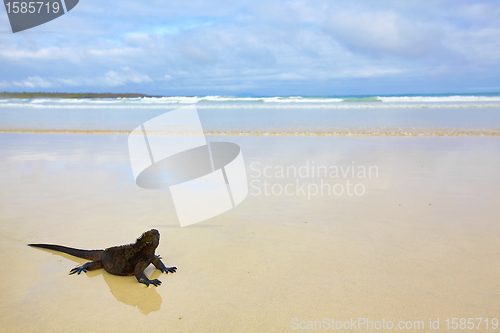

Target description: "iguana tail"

left=28, top=244, right=103, bottom=261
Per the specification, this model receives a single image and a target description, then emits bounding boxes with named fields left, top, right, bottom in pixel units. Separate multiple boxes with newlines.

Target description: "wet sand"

left=1, top=133, right=499, bottom=332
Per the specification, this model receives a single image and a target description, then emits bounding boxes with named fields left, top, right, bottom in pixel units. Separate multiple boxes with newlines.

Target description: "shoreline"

left=1, top=128, right=500, bottom=136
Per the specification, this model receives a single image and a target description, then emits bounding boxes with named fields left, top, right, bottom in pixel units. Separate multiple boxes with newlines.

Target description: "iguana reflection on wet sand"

left=29, top=229, right=177, bottom=287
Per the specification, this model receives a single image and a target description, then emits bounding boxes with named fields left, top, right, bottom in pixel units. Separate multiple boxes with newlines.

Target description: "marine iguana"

left=28, top=229, right=177, bottom=287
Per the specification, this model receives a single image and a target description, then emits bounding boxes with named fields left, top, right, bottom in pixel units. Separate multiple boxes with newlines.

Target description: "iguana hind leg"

left=69, top=260, right=103, bottom=275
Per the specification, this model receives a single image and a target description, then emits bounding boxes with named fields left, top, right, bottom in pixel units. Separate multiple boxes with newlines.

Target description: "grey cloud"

left=179, top=45, right=216, bottom=64
left=323, top=10, right=443, bottom=58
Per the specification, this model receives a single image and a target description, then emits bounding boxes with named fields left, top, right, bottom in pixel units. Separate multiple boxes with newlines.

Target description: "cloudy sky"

left=1, top=0, right=500, bottom=96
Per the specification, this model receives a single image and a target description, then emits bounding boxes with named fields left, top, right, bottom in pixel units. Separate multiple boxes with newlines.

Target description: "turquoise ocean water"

left=1, top=94, right=499, bottom=135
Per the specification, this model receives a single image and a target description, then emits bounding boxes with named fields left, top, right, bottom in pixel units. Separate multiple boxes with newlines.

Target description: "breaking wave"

left=1, top=94, right=500, bottom=109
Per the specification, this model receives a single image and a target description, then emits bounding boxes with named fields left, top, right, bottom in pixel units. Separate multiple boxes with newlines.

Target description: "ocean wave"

left=113, top=96, right=345, bottom=103
left=1, top=94, right=500, bottom=108
left=1, top=102, right=499, bottom=109
left=2, top=128, right=499, bottom=137
left=378, top=95, right=500, bottom=102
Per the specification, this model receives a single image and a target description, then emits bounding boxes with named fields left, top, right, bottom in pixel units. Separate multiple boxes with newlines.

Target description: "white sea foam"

left=378, top=95, right=500, bottom=102
left=139, top=96, right=344, bottom=103
left=1, top=95, right=500, bottom=110
left=1, top=102, right=499, bottom=110
left=0, top=97, right=499, bottom=109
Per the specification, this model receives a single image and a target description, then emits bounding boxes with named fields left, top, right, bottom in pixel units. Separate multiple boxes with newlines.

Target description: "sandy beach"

left=1, top=133, right=499, bottom=332
left=2, top=0, right=500, bottom=330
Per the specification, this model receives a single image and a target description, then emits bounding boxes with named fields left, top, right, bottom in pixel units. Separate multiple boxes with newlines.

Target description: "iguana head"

left=136, top=229, right=160, bottom=250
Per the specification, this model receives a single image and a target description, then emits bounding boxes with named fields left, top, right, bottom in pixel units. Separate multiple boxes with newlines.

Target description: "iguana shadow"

left=38, top=250, right=163, bottom=315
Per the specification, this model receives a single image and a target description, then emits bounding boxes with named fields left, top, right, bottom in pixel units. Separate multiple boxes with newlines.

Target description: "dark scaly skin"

left=28, top=229, right=177, bottom=287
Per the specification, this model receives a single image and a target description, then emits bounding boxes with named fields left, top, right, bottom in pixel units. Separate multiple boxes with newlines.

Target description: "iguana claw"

left=69, top=266, right=87, bottom=275
left=162, top=266, right=177, bottom=274
left=139, top=278, right=162, bottom=287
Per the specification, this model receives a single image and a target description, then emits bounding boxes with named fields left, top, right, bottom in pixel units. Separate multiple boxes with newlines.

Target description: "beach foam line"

left=3, top=95, right=500, bottom=104
left=2, top=128, right=500, bottom=136
left=377, top=95, right=500, bottom=102
left=1, top=103, right=500, bottom=109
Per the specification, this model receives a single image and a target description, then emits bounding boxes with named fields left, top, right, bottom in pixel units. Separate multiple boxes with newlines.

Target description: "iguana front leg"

left=69, top=260, right=103, bottom=275
left=152, top=256, right=177, bottom=274
left=135, top=259, right=162, bottom=287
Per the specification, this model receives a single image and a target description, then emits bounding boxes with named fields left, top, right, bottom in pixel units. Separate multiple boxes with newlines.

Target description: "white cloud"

left=337, top=68, right=405, bottom=78
left=0, top=47, right=84, bottom=61
left=99, top=68, right=152, bottom=86
left=276, top=73, right=305, bottom=80
left=0, top=46, right=142, bottom=62
left=0, top=48, right=56, bottom=60
left=87, top=47, right=144, bottom=58
left=12, top=76, right=53, bottom=88
left=0, top=69, right=152, bottom=89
